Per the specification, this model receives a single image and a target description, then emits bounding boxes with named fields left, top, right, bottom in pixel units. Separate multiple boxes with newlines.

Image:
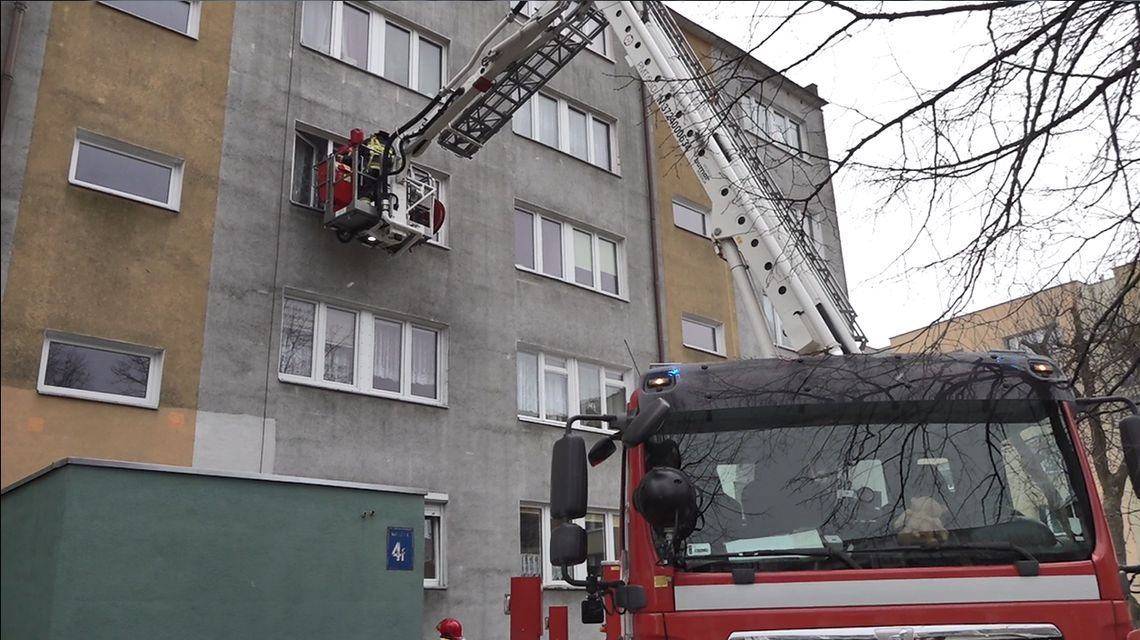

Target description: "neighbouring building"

left=1, top=2, right=850, bottom=638
left=889, top=262, right=1140, bottom=565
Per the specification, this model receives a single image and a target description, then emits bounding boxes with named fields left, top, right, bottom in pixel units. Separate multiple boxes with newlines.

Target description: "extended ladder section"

left=602, top=1, right=867, bottom=353
left=437, top=2, right=608, bottom=158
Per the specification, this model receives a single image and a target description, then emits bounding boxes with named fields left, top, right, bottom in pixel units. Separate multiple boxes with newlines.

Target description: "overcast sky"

left=662, top=1, right=1127, bottom=348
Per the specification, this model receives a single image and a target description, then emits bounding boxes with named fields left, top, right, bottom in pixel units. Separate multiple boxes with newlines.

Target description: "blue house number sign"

left=387, top=526, right=414, bottom=571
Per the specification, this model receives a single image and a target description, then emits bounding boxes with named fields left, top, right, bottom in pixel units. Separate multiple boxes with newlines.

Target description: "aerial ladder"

left=318, top=0, right=868, bottom=356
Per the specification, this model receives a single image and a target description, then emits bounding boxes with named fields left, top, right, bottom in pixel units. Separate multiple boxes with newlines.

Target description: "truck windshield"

left=653, top=399, right=1093, bottom=571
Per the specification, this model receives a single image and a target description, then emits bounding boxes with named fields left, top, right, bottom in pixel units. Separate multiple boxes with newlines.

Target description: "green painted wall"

left=1, top=463, right=425, bottom=640
left=1, top=468, right=67, bottom=639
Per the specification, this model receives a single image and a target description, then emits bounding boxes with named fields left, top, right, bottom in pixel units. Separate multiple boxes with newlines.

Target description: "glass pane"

left=789, top=122, right=802, bottom=151
left=372, top=319, right=402, bottom=392
left=103, top=0, right=191, bottom=33
left=323, top=307, right=356, bottom=384
left=424, top=515, right=439, bottom=580
left=587, top=29, right=607, bottom=56
left=385, top=23, right=411, bottom=86
left=512, top=99, right=532, bottom=138
left=573, top=230, right=593, bottom=287
left=418, top=38, right=442, bottom=95
left=280, top=298, right=316, bottom=377
left=44, top=342, right=150, bottom=398
left=519, top=507, right=543, bottom=577
left=682, top=318, right=718, bottom=352
left=292, top=134, right=318, bottom=205
left=540, top=218, right=563, bottom=278
left=537, top=94, right=558, bottom=147
left=544, top=371, right=568, bottom=422
left=585, top=513, right=607, bottom=574
left=568, top=108, right=588, bottom=160
left=75, top=142, right=173, bottom=204
left=544, top=355, right=567, bottom=370
left=605, top=383, right=626, bottom=417
left=517, top=351, right=539, bottom=417
left=672, top=201, right=706, bottom=235
left=591, top=119, right=611, bottom=170
left=578, top=362, right=602, bottom=425
left=410, top=327, right=438, bottom=399
left=770, top=111, right=786, bottom=139
left=300, top=0, right=333, bottom=53
left=341, top=3, right=370, bottom=68
left=599, top=239, right=618, bottom=294
left=514, top=210, right=535, bottom=268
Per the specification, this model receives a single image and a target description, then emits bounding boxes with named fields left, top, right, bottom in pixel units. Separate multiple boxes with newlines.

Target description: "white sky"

left=662, top=1, right=1129, bottom=348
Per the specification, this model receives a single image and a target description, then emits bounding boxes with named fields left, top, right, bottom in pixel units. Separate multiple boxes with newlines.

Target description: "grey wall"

left=196, top=3, right=657, bottom=639
left=1, top=1, right=51, bottom=302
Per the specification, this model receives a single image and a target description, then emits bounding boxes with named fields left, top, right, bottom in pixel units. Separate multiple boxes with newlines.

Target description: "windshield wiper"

left=681, top=547, right=862, bottom=571
left=851, top=542, right=1039, bottom=576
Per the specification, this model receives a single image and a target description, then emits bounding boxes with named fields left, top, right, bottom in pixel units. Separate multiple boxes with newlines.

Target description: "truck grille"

left=728, top=624, right=1062, bottom=639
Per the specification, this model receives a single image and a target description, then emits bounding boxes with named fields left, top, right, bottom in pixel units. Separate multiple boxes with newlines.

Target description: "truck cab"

left=553, top=352, right=1135, bottom=639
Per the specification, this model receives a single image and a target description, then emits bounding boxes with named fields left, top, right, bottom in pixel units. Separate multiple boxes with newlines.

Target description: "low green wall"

left=1, top=461, right=425, bottom=640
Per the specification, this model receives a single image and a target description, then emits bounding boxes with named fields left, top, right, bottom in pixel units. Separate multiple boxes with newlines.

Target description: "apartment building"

left=1, top=2, right=850, bottom=638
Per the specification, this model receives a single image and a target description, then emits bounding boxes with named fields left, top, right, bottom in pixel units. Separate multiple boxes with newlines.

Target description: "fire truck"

left=315, top=1, right=1140, bottom=637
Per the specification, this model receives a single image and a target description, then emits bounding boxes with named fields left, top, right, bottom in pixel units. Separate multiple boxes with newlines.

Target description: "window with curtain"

left=517, top=349, right=627, bottom=429
left=520, top=504, right=618, bottom=585
left=514, top=207, right=623, bottom=297
left=280, top=296, right=445, bottom=403
left=512, top=92, right=616, bottom=171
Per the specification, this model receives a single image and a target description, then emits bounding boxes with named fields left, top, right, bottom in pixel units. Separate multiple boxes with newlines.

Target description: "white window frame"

left=520, top=504, right=619, bottom=587
left=513, top=92, right=618, bottom=172
left=290, top=124, right=450, bottom=247
left=681, top=314, right=726, bottom=357
left=737, top=94, right=803, bottom=154
left=99, top=0, right=202, bottom=39
left=514, top=207, right=625, bottom=298
left=300, top=1, right=447, bottom=96
left=37, top=331, right=164, bottom=409
left=69, top=130, right=184, bottom=212
left=516, top=1, right=610, bottom=59
left=516, top=349, right=630, bottom=433
left=424, top=493, right=448, bottom=589
left=671, top=198, right=709, bottom=237
left=278, top=295, right=448, bottom=406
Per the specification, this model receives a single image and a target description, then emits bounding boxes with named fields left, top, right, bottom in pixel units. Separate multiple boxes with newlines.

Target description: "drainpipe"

left=1, top=1, right=28, bottom=137
left=640, top=80, right=668, bottom=364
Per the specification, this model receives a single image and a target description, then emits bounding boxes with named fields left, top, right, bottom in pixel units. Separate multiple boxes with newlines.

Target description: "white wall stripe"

left=674, top=575, right=1099, bottom=610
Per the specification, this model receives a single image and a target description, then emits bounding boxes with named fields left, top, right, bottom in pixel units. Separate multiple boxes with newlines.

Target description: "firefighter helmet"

left=436, top=618, right=464, bottom=640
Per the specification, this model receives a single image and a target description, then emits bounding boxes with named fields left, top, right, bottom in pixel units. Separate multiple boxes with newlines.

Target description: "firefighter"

left=360, top=130, right=393, bottom=206
left=435, top=617, right=464, bottom=640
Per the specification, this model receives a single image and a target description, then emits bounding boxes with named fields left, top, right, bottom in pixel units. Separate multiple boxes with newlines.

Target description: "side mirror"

left=588, top=437, right=617, bottom=467
left=550, top=522, right=588, bottom=566
left=1120, top=415, right=1140, bottom=499
left=551, top=435, right=588, bottom=520
left=621, top=397, right=671, bottom=447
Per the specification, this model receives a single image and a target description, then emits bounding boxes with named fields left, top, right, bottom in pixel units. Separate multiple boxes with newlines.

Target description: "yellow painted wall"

left=652, top=28, right=740, bottom=363
left=0, top=2, right=235, bottom=487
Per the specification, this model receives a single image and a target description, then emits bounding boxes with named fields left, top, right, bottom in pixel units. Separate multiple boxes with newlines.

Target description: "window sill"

left=279, top=374, right=447, bottom=409
left=518, top=415, right=617, bottom=436
left=300, top=43, right=438, bottom=100
left=511, top=131, right=620, bottom=178
left=36, top=386, right=160, bottom=410
left=69, top=180, right=180, bottom=213
left=672, top=223, right=710, bottom=240
left=98, top=1, right=200, bottom=40
left=515, top=266, right=627, bottom=302
left=424, top=583, right=447, bottom=590
left=682, top=344, right=726, bottom=359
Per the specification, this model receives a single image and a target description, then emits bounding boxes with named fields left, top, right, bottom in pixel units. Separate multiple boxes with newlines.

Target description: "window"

left=38, top=332, right=164, bottom=409
left=761, top=296, right=792, bottom=348
left=682, top=315, right=725, bottom=356
left=517, top=1, right=608, bottom=57
left=279, top=296, right=446, bottom=404
left=69, top=130, right=183, bottom=211
left=100, top=1, right=200, bottom=38
left=517, top=350, right=628, bottom=429
left=515, top=208, right=623, bottom=296
left=672, top=199, right=708, bottom=236
left=519, top=505, right=619, bottom=585
left=301, top=2, right=445, bottom=95
left=424, top=496, right=447, bottom=588
left=737, top=94, right=803, bottom=153
left=291, top=127, right=449, bottom=245
left=513, top=93, right=616, bottom=171
left=1005, top=326, right=1062, bottom=356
